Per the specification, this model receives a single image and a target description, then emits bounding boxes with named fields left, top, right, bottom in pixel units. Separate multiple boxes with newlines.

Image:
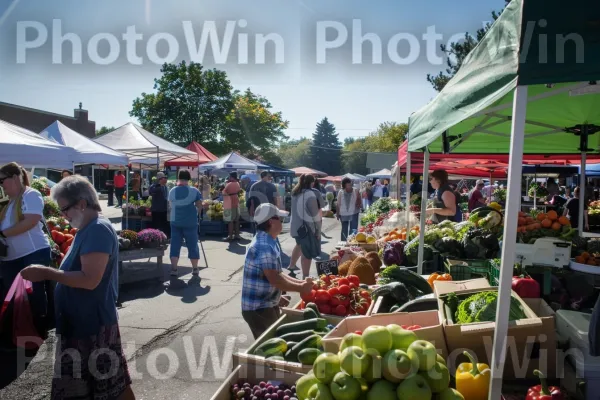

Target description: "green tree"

left=364, top=122, right=408, bottom=152
left=96, top=126, right=115, bottom=136
left=130, top=61, right=234, bottom=147
left=342, top=138, right=369, bottom=175
left=311, top=118, right=342, bottom=175
left=277, top=138, right=312, bottom=169
left=427, top=5, right=507, bottom=92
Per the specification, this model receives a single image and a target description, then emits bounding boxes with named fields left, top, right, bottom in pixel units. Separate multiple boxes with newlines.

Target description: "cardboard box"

left=435, top=279, right=556, bottom=379
left=233, top=312, right=340, bottom=374
left=210, top=364, right=303, bottom=400
left=321, top=311, right=448, bottom=359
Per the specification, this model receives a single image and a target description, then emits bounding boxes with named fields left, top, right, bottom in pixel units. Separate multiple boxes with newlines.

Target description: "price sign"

left=316, top=259, right=339, bottom=276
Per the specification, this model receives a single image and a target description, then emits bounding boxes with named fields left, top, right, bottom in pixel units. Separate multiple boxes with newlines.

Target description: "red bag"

left=0, top=275, right=42, bottom=349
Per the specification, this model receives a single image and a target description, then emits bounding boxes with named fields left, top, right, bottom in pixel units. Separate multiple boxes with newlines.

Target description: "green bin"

left=445, top=259, right=490, bottom=281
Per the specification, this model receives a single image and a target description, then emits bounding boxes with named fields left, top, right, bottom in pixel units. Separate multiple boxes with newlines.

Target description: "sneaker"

left=234, top=235, right=242, bottom=241
left=288, top=265, right=300, bottom=272
left=170, top=268, right=178, bottom=277
left=225, top=236, right=234, bottom=241
left=192, top=268, right=199, bottom=276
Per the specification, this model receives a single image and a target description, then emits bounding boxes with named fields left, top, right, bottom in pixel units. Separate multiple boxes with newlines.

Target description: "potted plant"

left=137, top=229, right=167, bottom=248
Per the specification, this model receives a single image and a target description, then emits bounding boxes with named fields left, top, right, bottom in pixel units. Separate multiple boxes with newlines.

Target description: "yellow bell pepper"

left=456, top=351, right=491, bottom=400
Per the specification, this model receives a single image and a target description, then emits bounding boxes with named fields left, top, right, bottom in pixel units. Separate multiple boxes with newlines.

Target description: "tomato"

left=359, top=290, right=370, bottom=299
left=330, top=296, right=341, bottom=307
left=354, top=330, right=363, bottom=335
left=334, top=304, right=347, bottom=316
left=315, top=290, right=331, bottom=302
left=337, top=278, right=350, bottom=286
left=328, top=274, right=337, bottom=282
left=356, top=304, right=368, bottom=315
left=349, top=283, right=357, bottom=290
left=321, top=275, right=331, bottom=285
left=318, top=303, right=332, bottom=315
left=328, top=287, right=339, bottom=297
left=401, top=325, right=408, bottom=329
left=347, top=275, right=360, bottom=286
left=339, top=296, right=351, bottom=307
left=301, top=289, right=316, bottom=302
left=312, top=283, right=320, bottom=291
left=408, top=325, right=422, bottom=330
left=338, top=285, right=351, bottom=296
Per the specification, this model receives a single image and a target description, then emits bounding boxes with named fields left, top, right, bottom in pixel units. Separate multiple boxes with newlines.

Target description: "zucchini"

left=267, top=355, right=285, bottom=361
left=303, top=307, right=319, bottom=320
left=275, top=318, right=327, bottom=337
left=287, top=334, right=322, bottom=362
left=305, top=303, right=321, bottom=318
left=253, top=338, right=287, bottom=357
left=298, top=348, right=322, bottom=365
left=395, top=268, right=433, bottom=295
left=279, top=330, right=319, bottom=342
left=390, top=305, right=400, bottom=313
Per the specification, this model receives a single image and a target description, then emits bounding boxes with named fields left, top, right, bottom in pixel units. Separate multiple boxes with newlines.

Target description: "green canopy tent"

left=406, top=0, right=600, bottom=396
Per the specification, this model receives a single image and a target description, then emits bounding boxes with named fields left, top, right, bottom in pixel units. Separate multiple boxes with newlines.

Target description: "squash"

left=275, top=318, right=327, bottom=337
left=253, top=338, right=288, bottom=357
left=298, top=348, right=323, bottom=365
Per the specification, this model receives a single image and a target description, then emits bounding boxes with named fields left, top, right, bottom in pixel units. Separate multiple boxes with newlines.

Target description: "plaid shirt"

left=241, top=231, right=282, bottom=311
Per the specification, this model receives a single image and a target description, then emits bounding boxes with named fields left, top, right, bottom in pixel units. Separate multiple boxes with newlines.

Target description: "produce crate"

left=199, top=220, right=227, bottom=236
left=233, top=312, right=341, bottom=374
left=489, top=258, right=501, bottom=285
left=210, top=363, right=303, bottom=400
left=445, top=258, right=490, bottom=281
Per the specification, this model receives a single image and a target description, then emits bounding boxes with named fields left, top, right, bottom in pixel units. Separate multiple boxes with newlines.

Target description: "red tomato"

left=408, top=325, right=422, bottom=330
left=312, top=283, right=320, bottom=291
left=338, top=285, right=351, bottom=296
left=337, top=278, right=350, bottom=286
left=330, top=296, right=342, bottom=307
left=401, top=325, right=409, bottom=329
left=359, top=290, right=370, bottom=299
left=347, top=275, right=360, bottom=286
left=328, top=287, right=339, bottom=297
left=315, top=290, right=331, bottom=302
left=339, top=296, right=351, bottom=307
left=318, top=303, right=332, bottom=315
left=328, top=275, right=337, bottom=282
left=354, top=330, right=363, bottom=335
left=356, top=304, right=368, bottom=315
left=349, top=283, right=357, bottom=290
left=334, top=304, right=347, bottom=316
left=321, top=275, right=331, bottom=284
left=301, top=289, right=316, bottom=302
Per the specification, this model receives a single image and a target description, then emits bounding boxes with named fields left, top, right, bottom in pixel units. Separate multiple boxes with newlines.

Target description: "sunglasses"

left=0, top=176, right=13, bottom=184
left=60, top=202, right=77, bottom=214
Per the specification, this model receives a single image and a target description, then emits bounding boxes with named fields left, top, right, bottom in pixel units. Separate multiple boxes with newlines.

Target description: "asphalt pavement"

left=0, top=201, right=342, bottom=400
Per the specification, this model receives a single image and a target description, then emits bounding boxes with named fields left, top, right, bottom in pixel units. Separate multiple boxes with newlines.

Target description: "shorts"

left=224, top=208, right=240, bottom=222
left=242, top=306, right=281, bottom=340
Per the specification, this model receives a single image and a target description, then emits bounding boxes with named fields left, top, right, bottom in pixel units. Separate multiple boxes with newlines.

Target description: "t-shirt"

left=149, top=183, right=168, bottom=212
left=468, top=189, right=484, bottom=212
left=114, top=174, right=126, bottom=188
left=565, top=198, right=588, bottom=228
left=168, top=186, right=202, bottom=228
left=0, top=188, right=50, bottom=261
left=249, top=180, right=278, bottom=208
left=223, top=181, right=241, bottom=210
left=54, top=218, right=118, bottom=338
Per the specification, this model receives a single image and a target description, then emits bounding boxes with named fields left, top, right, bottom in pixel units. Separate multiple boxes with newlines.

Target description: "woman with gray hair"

left=20, top=175, right=134, bottom=400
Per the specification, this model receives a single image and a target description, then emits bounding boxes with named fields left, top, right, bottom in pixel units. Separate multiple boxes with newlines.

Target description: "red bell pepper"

left=512, top=275, right=540, bottom=298
left=526, top=370, right=563, bottom=400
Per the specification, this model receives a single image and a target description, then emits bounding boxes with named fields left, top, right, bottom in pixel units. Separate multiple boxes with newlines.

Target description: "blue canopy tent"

left=578, top=163, right=600, bottom=177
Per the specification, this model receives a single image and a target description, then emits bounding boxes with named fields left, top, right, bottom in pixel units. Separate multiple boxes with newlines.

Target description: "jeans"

left=115, top=188, right=125, bottom=206
left=152, top=211, right=170, bottom=238
left=170, top=224, right=200, bottom=259
left=242, top=306, right=281, bottom=340
left=340, top=213, right=359, bottom=241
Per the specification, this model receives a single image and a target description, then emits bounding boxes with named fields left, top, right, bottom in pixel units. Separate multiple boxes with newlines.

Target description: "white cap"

left=254, top=203, right=289, bottom=225
left=476, top=179, right=485, bottom=186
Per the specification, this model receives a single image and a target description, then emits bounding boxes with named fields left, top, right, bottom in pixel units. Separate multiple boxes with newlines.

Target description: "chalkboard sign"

left=316, top=259, right=339, bottom=276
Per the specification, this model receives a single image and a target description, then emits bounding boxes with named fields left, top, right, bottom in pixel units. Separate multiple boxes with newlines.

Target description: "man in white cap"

left=241, top=203, right=313, bottom=339
left=468, top=179, right=487, bottom=212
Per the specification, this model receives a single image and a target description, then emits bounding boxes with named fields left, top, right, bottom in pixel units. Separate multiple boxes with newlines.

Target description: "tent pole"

left=579, top=148, right=587, bottom=234
left=416, top=148, right=430, bottom=274
left=405, top=152, right=411, bottom=230
left=92, top=165, right=95, bottom=189
left=489, top=85, right=528, bottom=400
left=126, top=169, right=130, bottom=230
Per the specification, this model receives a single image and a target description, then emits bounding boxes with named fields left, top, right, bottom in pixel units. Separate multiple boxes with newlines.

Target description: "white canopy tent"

left=366, top=168, right=392, bottom=179
left=199, top=152, right=269, bottom=171
left=342, top=173, right=366, bottom=182
left=0, top=119, right=77, bottom=169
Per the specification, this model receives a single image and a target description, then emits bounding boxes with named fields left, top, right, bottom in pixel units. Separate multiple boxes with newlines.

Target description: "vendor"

left=546, top=178, right=560, bottom=202
left=426, top=169, right=461, bottom=223
left=149, top=172, right=170, bottom=238
left=468, top=180, right=487, bottom=212
left=61, top=170, right=73, bottom=180
left=241, top=203, right=313, bottom=339
left=564, top=186, right=589, bottom=230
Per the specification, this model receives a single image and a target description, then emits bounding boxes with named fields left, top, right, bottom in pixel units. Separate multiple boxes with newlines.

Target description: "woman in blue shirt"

left=20, top=175, right=134, bottom=400
left=168, top=169, right=203, bottom=277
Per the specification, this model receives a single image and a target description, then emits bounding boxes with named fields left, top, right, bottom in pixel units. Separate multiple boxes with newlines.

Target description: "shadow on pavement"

left=164, top=277, right=211, bottom=303
left=0, top=346, right=39, bottom=390
left=226, top=241, right=249, bottom=255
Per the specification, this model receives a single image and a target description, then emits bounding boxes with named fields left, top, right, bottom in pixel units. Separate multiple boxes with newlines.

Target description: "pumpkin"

left=547, top=210, right=558, bottom=221
left=558, top=216, right=571, bottom=226
left=541, top=218, right=552, bottom=228
left=537, top=213, right=547, bottom=222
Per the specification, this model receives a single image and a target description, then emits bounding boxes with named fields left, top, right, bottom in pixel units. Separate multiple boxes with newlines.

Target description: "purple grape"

left=236, top=390, right=245, bottom=398
left=284, top=390, right=292, bottom=396
left=254, top=390, right=261, bottom=397
left=284, top=397, right=290, bottom=400
left=262, top=388, right=267, bottom=395
left=244, top=383, right=251, bottom=388
left=290, top=386, right=296, bottom=392
left=252, top=397, right=258, bottom=400
left=265, top=395, right=271, bottom=400
left=267, top=387, right=274, bottom=394
left=277, top=390, right=284, bottom=398
left=273, top=386, right=279, bottom=391
left=244, top=388, right=251, bottom=395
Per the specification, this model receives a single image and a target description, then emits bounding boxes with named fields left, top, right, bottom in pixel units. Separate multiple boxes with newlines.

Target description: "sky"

left=0, top=0, right=506, bottom=141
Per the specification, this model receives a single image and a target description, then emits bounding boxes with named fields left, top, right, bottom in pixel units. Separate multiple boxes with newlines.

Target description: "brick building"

left=0, top=101, right=96, bottom=138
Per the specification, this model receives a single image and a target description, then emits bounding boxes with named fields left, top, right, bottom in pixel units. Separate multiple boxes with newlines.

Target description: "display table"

left=118, top=247, right=165, bottom=290
left=122, top=215, right=152, bottom=231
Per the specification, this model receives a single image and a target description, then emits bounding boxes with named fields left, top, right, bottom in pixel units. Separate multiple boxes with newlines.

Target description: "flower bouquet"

left=137, top=228, right=168, bottom=248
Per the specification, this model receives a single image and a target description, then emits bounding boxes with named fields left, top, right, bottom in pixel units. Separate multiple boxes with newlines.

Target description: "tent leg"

left=405, top=153, right=411, bottom=231
left=416, top=149, right=430, bottom=274
left=125, top=170, right=130, bottom=230
left=489, top=85, right=528, bottom=399
left=92, top=165, right=95, bottom=189
left=579, top=151, right=586, bottom=234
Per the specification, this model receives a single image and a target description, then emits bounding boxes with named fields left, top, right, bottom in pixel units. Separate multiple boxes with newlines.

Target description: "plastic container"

left=445, top=259, right=490, bottom=281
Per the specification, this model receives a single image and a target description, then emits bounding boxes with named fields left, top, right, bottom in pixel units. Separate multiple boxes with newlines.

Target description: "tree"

left=311, top=118, right=342, bottom=175
left=276, top=138, right=312, bottom=169
left=427, top=5, right=507, bottom=92
left=96, top=126, right=115, bottom=136
left=130, top=61, right=234, bottom=147
left=342, top=139, right=369, bottom=175
left=364, top=122, right=408, bottom=152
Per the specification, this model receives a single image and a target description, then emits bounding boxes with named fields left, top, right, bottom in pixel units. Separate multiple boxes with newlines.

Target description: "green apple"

left=361, top=325, right=392, bottom=356
left=313, top=353, right=341, bottom=384
left=397, top=375, right=432, bottom=400
left=407, top=340, right=438, bottom=372
left=356, top=377, right=369, bottom=396
left=296, top=371, right=320, bottom=400
left=419, top=361, right=450, bottom=393
left=340, top=333, right=363, bottom=351
left=366, top=379, right=397, bottom=400
left=381, top=349, right=418, bottom=383
left=386, top=324, right=418, bottom=350
left=330, top=372, right=362, bottom=400
left=439, top=388, right=465, bottom=400
left=437, top=354, right=446, bottom=366
left=362, top=349, right=383, bottom=383
left=308, top=382, right=334, bottom=400
left=340, top=346, right=369, bottom=377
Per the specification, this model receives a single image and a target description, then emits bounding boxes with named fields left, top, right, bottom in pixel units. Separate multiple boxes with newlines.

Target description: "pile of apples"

left=295, top=324, right=464, bottom=400
left=298, top=275, right=372, bottom=317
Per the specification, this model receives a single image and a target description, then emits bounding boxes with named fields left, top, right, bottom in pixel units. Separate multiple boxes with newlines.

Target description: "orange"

left=582, top=252, right=591, bottom=260
left=537, top=213, right=547, bottom=222
left=558, top=216, right=571, bottom=226
left=551, top=222, right=562, bottom=231
left=547, top=210, right=558, bottom=221
left=541, top=219, right=552, bottom=228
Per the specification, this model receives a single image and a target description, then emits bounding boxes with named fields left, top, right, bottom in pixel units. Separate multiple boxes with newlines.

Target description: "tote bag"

left=0, top=275, right=42, bottom=349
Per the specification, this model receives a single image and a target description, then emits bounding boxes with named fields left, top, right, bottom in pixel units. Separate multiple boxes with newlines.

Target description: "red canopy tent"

left=164, top=141, right=218, bottom=167
left=318, top=176, right=342, bottom=182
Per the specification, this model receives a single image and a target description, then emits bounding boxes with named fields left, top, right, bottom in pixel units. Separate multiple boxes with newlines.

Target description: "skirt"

left=51, top=324, right=132, bottom=400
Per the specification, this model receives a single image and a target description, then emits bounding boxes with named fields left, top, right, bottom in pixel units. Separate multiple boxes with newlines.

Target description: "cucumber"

left=287, top=334, right=322, bottom=362
left=286, top=341, right=298, bottom=350
left=303, top=308, right=319, bottom=320
left=253, top=338, right=287, bottom=357
left=267, top=355, right=285, bottom=361
left=298, top=348, right=322, bottom=365
left=305, top=303, right=321, bottom=318
left=275, top=318, right=327, bottom=337
left=279, top=330, right=319, bottom=342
